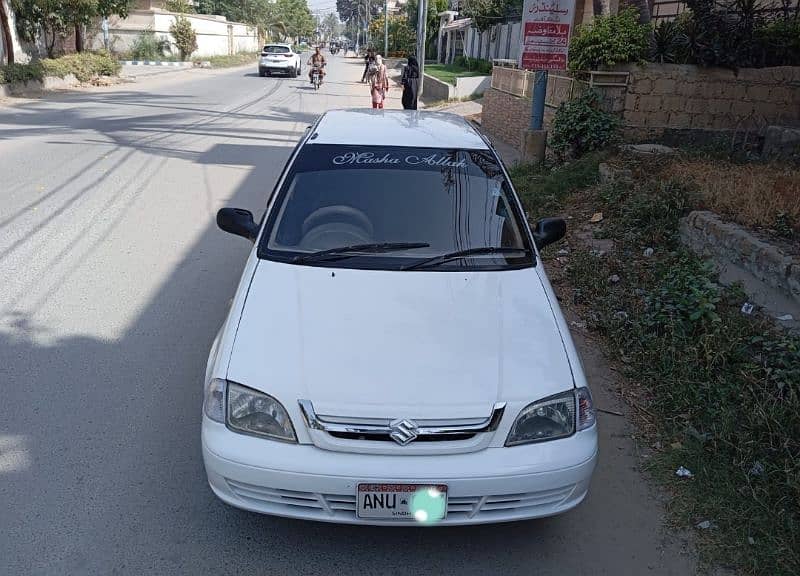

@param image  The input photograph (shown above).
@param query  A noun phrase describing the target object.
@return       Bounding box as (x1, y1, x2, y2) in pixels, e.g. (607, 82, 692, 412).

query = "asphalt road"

(0, 57, 696, 575)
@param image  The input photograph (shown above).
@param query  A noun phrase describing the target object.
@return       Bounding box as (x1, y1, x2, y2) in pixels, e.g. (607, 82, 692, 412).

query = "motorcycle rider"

(308, 46, 326, 84)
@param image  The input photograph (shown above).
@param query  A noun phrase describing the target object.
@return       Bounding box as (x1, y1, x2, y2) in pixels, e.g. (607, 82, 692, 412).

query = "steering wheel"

(301, 206, 374, 239)
(298, 206, 374, 251)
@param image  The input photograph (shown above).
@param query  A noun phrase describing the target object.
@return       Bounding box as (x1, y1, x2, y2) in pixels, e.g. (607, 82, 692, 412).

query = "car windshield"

(263, 45, 290, 54)
(258, 145, 533, 271)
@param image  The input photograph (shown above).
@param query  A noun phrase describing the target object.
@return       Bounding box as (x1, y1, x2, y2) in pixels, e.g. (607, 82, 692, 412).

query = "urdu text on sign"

(520, 0, 577, 70)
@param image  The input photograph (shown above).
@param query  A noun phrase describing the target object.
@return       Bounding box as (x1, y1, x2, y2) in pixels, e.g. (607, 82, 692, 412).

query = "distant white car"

(258, 43, 301, 78)
(203, 110, 598, 526)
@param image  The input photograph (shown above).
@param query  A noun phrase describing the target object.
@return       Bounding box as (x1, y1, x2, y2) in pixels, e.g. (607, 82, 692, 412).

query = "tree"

(170, 14, 197, 59)
(165, 0, 194, 13)
(12, 0, 67, 57)
(404, 0, 447, 53)
(275, 0, 314, 41)
(11, 0, 131, 56)
(368, 14, 414, 54)
(460, 0, 522, 32)
(321, 12, 342, 40)
(1, 0, 14, 63)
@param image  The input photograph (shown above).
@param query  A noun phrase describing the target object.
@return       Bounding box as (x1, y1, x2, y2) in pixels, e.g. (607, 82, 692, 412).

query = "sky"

(309, 0, 341, 17)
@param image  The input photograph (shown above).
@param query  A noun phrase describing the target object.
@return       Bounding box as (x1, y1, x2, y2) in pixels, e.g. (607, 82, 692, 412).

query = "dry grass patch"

(664, 160, 800, 237)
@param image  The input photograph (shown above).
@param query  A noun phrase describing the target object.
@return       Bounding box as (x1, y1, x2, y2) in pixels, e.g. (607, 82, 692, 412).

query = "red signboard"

(520, 0, 576, 70)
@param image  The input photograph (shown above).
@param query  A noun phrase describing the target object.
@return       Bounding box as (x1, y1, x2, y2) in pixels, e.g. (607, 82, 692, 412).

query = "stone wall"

(680, 211, 800, 327)
(618, 63, 800, 135)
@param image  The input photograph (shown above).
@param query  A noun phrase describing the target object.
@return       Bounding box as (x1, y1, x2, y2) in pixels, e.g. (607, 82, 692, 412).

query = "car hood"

(227, 261, 574, 420)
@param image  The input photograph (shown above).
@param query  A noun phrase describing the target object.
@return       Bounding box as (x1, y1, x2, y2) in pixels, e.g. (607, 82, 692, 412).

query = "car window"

(258, 145, 533, 271)
(263, 45, 291, 54)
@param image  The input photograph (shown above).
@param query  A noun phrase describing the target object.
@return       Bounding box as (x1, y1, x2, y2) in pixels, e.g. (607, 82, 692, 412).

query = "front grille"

(227, 480, 357, 513)
(298, 399, 506, 449)
(328, 432, 477, 442)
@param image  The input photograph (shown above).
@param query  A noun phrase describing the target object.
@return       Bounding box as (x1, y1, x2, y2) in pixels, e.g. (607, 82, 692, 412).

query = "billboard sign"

(519, 0, 577, 70)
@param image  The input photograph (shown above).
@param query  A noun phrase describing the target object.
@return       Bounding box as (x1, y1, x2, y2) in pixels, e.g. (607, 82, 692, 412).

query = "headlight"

(505, 387, 595, 446)
(226, 382, 297, 442)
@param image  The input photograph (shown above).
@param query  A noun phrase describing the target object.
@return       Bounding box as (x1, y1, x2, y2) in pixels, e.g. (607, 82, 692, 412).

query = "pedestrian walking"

(369, 55, 389, 109)
(401, 56, 420, 110)
(361, 48, 376, 83)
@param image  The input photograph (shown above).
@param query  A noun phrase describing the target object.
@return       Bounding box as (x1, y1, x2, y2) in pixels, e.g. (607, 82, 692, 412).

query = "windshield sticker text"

(332, 151, 467, 168)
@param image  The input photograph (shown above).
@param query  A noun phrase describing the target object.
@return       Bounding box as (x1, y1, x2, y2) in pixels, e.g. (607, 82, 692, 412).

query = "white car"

(202, 110, 598, 526)
(258, 43, 301, 77)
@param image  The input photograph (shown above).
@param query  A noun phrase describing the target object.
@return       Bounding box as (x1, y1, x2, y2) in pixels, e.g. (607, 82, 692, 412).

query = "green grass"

(511, 156, 800, 575)
(424, 63, 486, 85)
(192, 52, 259, 68)
(509, 152, 604, 217)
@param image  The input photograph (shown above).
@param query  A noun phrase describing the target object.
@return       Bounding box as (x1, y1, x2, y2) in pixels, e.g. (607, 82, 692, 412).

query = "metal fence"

(490, 66, 534, 98)
(491, 67, 630, 114)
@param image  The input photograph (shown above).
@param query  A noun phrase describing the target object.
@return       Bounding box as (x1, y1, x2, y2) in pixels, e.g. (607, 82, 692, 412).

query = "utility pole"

(416, 0, 427, 96)
(366, 0, 371, 48)
(384, 0, 389, 56)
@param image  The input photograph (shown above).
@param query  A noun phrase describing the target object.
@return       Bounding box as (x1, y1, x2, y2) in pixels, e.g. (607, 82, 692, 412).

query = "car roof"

(264, 43, 291, 48)
(311, 110, 490, 150)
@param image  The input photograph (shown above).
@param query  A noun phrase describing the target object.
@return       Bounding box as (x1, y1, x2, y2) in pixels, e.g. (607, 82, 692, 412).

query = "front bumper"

(202, 418, 598, 526)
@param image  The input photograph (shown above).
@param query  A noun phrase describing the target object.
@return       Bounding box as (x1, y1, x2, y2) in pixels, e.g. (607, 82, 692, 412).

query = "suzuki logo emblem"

(389, 418, 419, 446)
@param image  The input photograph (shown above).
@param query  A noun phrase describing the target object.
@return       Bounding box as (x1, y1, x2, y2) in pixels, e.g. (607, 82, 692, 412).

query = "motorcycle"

(311, 64, 323, 90)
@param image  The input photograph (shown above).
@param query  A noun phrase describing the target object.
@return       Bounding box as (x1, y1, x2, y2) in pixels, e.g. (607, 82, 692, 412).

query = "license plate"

(357, 483, 448, 521)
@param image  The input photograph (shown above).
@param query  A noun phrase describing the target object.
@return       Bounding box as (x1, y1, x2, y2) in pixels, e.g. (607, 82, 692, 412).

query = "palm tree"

(1, 0, 14, 64)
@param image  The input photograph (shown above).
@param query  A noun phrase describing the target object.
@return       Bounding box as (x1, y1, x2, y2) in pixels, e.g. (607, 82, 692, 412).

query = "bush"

(568, 7, 650, 70)
(550, 89, 620, 159)
(131, 29, 171, 61)
(170, 15, 198, 61)
(650, 19, 689, 64)
(670, 0, 800, 69)
(0, 61, 44, 84)
(453, 55, 492, 74)
(754, 18, 800, 67)
(40, 52, 121, 82)
(0, 52, 120, 85)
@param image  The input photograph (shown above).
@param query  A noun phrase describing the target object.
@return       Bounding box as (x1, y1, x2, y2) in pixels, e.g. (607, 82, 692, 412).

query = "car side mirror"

(532, 217, 566, 250)
(217, 208, 258, 241)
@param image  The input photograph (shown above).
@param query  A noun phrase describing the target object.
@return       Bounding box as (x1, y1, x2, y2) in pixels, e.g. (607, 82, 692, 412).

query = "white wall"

(461, 20, 521, 63)
(89, 9, 258, 57)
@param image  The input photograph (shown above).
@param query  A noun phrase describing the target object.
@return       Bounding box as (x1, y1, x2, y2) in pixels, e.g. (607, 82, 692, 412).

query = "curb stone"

(120, 61, 193, 67)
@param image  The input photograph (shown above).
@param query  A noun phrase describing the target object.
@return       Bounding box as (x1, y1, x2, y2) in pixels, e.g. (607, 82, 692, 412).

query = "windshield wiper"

(401, 246, 532, 271)
(293, 242, 430, 264)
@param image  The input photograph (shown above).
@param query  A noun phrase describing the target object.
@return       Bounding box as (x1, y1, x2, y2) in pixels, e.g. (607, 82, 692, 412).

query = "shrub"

(568, 7, 650, 70)
(40, 52, 121, 82)
(170, 15, 198, 61)
(675, 0, 800, 69)
(453, 55, 492, 74)
(0, 52, 120, 85)
(754, 18, 800, 67)
(550, 89, 621, 159)
(131, 29, 171, 61)
(650, 19, 689, 64)
(0, 61, 44, 84)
